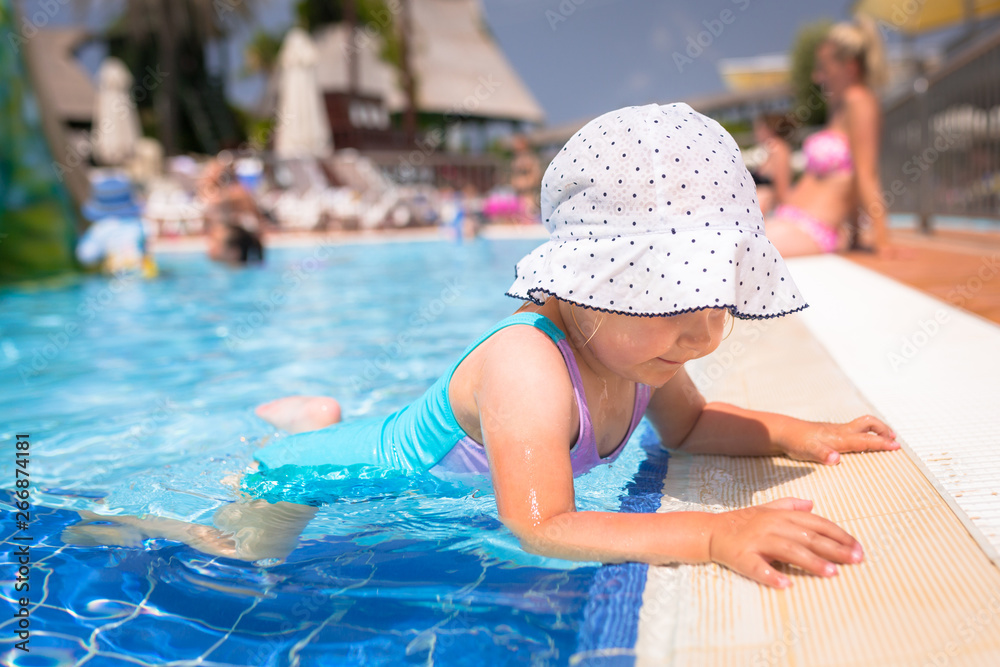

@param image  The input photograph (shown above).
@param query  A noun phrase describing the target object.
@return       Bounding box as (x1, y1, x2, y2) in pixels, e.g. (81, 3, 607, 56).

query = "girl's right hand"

(707, 498, 864, 588)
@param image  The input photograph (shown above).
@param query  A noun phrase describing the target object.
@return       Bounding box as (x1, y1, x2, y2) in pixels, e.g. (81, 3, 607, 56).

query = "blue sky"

(27, 0, 954, 126)
(480, 0, 857, 124)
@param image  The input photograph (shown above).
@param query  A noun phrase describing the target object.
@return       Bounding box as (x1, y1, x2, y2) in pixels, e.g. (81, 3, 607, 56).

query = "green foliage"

(295, 0, 400, 68)
(244, 29, 284, 75)
(789, 19, 832, 127)
(356, 0, 393, 29)
(231, 106, 277, 151)
(100, 0, 254, 154)
(0, 0, 79, 282)
(294, 0, 412, 109)
(295, 0, 344, 31)
(365, 2, 402, 72)
(718, 119, 753, 144)
(487, 137, 512, 160)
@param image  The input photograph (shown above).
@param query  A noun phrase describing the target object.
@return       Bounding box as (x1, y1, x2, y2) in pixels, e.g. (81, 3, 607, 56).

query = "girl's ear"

(722, 311, 735, 341)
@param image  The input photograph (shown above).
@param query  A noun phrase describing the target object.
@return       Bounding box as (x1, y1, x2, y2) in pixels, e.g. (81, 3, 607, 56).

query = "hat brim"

(506, 227, 807, 320)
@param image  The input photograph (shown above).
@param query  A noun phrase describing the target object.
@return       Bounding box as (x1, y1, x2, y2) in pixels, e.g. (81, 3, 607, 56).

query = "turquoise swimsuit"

(253, 312, 652, 477)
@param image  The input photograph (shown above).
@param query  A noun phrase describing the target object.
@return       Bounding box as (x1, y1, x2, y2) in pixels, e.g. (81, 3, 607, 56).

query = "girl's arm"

(845, 86, 889, 254)
(646, 367, 899, 463)
(477, 331, 861, 587)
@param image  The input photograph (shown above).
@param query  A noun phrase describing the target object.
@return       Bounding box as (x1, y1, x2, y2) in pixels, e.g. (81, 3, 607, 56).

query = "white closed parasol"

(91, 57, 142, 166)
(274, 27, 333, 159)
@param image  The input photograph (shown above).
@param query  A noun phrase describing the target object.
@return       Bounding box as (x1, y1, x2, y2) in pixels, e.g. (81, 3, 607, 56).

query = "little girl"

(70, 104, 898, 588)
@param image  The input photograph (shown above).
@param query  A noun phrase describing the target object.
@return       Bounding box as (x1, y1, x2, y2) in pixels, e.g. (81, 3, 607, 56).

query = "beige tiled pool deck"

(634, 256, 1000, 666)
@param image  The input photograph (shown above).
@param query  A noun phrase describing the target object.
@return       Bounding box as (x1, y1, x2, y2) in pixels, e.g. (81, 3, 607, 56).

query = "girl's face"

(562, 303, 727, 387)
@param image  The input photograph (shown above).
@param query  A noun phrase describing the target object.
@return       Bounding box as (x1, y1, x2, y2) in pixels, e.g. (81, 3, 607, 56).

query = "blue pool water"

(0, 238, 665, 666)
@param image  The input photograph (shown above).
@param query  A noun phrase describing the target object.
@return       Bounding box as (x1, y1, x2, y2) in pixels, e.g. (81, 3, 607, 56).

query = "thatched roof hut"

(301, 0, 544, 125)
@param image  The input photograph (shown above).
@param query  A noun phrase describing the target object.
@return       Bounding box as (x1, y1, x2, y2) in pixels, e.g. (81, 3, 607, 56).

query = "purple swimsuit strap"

(555, 339, 651, 469)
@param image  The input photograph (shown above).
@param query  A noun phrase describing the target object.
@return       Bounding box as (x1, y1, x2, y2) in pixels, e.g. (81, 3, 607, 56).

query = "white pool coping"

(789, 254, 1000, 564)
(632, 254, 1000, 665)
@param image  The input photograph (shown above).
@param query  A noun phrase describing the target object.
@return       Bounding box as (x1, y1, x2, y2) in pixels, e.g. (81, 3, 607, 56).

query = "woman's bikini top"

(803, 129, 853, 177)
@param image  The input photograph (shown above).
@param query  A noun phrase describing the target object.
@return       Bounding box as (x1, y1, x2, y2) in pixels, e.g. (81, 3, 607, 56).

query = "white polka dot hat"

(506, 103, 807, 319)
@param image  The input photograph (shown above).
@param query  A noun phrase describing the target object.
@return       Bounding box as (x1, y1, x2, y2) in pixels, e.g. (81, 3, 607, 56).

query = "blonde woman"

(767, 16, 891, 257)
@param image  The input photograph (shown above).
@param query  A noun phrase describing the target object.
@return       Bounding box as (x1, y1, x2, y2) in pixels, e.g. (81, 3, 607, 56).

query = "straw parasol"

(854, 0, 1000, 34)
(91, 57, 142, 166)
(274, 27, 332, 159)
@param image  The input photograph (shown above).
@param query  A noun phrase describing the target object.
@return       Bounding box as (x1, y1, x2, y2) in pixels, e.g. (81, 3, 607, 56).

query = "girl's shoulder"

(476, 322, 573, 388)
(450, 319, 578, 442)
(452, 314, 576, 397)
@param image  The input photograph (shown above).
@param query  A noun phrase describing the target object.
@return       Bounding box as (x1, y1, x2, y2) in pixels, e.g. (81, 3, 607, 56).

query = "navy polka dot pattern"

(505, 103, 807, 319)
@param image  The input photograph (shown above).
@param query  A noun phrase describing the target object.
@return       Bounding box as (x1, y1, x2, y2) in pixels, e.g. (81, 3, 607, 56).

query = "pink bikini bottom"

(772, 204, 840, 253)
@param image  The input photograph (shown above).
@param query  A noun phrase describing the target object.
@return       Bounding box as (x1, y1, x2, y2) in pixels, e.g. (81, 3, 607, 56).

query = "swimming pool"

(0, 238, 666, 665)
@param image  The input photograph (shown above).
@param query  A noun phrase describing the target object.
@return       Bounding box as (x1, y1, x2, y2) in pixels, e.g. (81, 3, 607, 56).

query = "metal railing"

(881, 27, 1000, 230)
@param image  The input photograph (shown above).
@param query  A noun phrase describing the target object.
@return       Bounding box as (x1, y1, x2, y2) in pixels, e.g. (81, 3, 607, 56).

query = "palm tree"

(98, 0, 256, 155)
(244, 29, 284, 77)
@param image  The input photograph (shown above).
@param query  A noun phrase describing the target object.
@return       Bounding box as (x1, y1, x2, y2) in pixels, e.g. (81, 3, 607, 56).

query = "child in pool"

(68, 104, 898, 587)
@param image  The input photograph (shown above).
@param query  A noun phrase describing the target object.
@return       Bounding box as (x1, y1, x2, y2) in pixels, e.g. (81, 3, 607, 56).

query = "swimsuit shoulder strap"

(505, 311, 566, 343)
(451, 312, 565, 371)
(447, 312, 593, 455)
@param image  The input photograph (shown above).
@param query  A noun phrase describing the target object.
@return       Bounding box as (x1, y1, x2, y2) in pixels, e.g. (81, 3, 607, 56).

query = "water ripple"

(0, 240, 652, 665)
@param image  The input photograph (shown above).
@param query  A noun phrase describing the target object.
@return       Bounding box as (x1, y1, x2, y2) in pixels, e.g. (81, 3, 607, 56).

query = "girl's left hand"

(783, 415, 900, 465)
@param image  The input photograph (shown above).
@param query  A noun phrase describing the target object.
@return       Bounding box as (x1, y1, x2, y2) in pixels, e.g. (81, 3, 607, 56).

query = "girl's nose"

(676, 316, 714, 351)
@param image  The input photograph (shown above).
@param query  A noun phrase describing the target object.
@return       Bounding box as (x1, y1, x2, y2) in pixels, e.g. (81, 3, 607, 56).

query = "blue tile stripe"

(573, 426, 671, 665)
